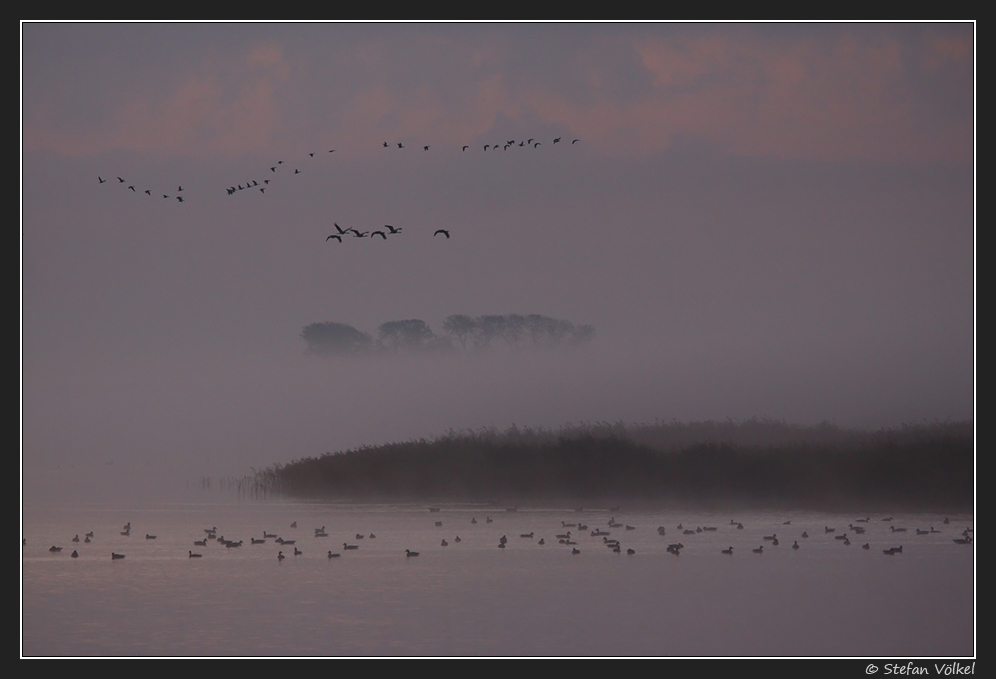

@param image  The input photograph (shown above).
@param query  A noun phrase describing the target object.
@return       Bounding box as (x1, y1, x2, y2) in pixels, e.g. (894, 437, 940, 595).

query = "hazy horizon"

(21, 22, 975, 505)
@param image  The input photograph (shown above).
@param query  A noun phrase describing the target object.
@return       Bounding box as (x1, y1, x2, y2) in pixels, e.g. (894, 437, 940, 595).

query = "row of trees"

(301, 314, 596, 356)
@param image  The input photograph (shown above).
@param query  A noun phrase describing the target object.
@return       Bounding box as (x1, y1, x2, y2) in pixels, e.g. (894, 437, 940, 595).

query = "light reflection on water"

(21, 502, 974, 657)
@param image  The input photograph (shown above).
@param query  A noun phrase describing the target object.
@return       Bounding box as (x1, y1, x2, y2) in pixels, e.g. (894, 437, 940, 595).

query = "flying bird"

(98, 176, 106, 183)
(371, 231, 387, 239)
(384, 225, 402, 234)
(434, 229, 450, 238)
(462, 145, 469, 151)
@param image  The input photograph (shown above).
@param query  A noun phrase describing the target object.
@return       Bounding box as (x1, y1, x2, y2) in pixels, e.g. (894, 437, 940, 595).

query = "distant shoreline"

(256, 420, 974, 512)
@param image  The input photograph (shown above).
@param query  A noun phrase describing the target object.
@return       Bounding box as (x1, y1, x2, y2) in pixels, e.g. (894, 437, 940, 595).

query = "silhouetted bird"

(434, 230, 450, 238)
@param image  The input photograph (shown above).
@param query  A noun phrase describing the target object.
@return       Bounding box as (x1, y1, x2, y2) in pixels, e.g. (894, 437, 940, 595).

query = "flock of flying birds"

(96, 136, 580, 243)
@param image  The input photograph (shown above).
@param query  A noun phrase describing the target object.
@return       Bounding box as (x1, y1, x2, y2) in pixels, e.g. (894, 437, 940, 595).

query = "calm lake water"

(21, 500, 975, 657)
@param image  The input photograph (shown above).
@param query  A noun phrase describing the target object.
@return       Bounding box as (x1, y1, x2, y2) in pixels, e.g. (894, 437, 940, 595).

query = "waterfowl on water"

(328, 551, 340, 558)
(722, 547, 733, 555)
(405, 549, 419, 557)
(189, 551, 202, 558)
(111, 553, 125, 560)
(71, 550, 78, 558)
(278, 551, 285, 561)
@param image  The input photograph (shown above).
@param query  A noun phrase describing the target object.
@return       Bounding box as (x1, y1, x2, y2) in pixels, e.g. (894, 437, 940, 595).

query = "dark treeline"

(261, 420, 974, 510)
(301, 314, 595, 356)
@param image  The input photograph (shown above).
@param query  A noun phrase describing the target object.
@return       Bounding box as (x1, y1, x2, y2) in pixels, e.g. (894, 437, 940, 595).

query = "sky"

(20, 22, 975, 503)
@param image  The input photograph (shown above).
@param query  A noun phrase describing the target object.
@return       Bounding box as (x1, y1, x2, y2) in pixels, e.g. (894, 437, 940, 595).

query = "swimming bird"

(572, 548, 581, 554)
(49, 546, 62, 552)
(278, 551, 285, 561)
(189, 551, 202, 558)
(294, 547, 302, 556)
(343, 543, 359, 550)
(328, 551, 340, 558)
(406, 549, 419, 557)
(441, 539, 448, 546)
(722, 547, 733, 555)
(111, 553, 125, 560)
(71, 550, 78, 558)
(752, 546, 764, 554)
(72, 534, 80, 542)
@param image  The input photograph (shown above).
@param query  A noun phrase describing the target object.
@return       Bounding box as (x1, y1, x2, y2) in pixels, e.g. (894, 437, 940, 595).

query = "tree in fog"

(501, 313, 527, 349)
(474, 315, 507, 350)
(301, 322, 373, 355)
(378, 319, 436, 353)
(443, 315, 477, 351)
(569, 324, 596, 346)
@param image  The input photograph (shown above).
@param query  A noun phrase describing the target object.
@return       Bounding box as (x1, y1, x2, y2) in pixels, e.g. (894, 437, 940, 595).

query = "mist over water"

(22, 23, 974, 656)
